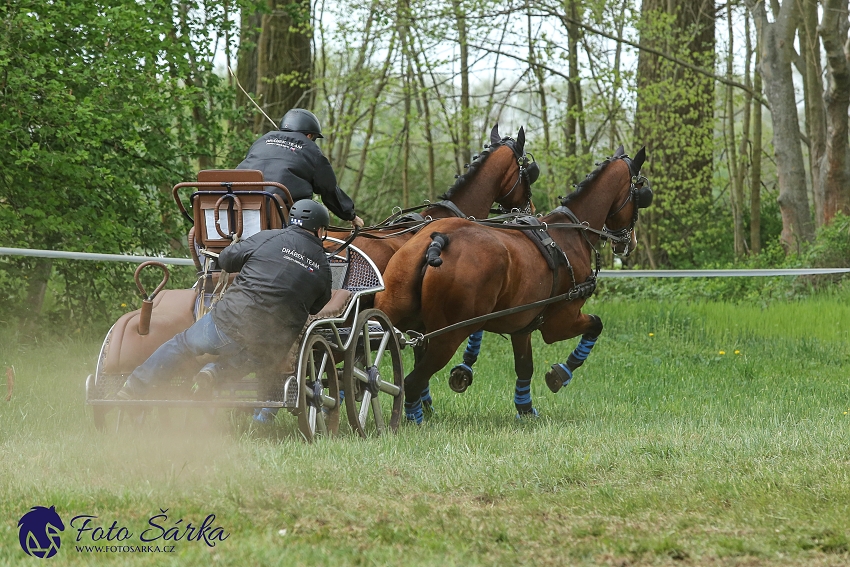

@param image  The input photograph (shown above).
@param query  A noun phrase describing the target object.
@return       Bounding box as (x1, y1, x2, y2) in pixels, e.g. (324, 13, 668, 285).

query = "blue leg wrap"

(253, 407, 278, 424)
(568, 335, 598, 369)
(420, 386, 436, 418)
(405, 399, 424, 424)
(463, 330, 484, 367)
(514, 378, 532, 411)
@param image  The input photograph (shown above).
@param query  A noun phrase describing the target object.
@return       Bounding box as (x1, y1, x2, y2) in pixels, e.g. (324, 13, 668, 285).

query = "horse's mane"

(439, 138, 513, 200)
(559, 156, 617, 206)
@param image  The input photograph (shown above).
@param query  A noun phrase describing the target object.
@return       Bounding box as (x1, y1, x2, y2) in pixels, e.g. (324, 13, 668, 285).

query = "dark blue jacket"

(237, 130, 356, 221)
(212, 225, 332, 358)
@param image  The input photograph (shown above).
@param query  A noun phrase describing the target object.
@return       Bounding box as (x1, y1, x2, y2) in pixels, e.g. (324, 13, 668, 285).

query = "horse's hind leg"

(511, 334, 538, 418)
(545, 314, 603, 393)
(414, 344, 435, 419)
(404, 332, 467, 424)
(448, 330, 483, 393)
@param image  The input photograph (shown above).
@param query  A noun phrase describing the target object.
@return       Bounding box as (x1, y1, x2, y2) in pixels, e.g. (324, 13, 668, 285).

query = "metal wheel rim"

(342, 308, 404, 437)
(297, 333, 340, 442)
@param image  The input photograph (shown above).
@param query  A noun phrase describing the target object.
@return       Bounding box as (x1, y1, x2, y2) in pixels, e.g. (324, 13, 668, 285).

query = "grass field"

(2, 292, 850, 566)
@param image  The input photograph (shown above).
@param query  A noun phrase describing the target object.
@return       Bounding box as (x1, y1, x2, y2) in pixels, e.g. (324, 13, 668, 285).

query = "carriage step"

(283, 375, 298, 408)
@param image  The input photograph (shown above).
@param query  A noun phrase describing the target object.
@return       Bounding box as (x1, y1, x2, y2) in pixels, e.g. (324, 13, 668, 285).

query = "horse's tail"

(424, 232, 449, 268)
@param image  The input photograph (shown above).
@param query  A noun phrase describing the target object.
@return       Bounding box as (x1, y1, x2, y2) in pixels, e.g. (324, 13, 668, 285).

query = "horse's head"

(490, 124, 537, 215)
(441, 124, 537, 217)
(603, 146, 652, 257)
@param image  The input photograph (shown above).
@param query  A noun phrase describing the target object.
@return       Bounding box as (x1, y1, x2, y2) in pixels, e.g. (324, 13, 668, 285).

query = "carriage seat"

(314, 289, 353, 319)
(192, 169, 290, 256)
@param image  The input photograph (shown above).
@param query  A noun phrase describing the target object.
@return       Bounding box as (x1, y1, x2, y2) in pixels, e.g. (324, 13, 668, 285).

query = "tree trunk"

(745, 0, 814, 251)
(799, 0, 827, 227)
(19, 259, 52, 337)
(254, 0, 312, 135)
(236, 9, 262, 132)
(735, 8, 753, 257)
(726, 3, 745, 258)
(819, 0, 850, 223)
(565, 0, 580, 158)
(633, 0, 715, 267)
(451, 0, 471, 167)
(609, 0, 627, 152)
(751, 40, 763, 255)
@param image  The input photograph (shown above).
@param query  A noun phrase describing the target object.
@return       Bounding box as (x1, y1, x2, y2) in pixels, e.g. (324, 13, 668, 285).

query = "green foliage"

(598, 214, 849, 304)
(0, 0, 249, 332)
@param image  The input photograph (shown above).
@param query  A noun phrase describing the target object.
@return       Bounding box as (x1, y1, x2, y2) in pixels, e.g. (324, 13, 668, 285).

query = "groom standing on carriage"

(237, 108, 365, 230)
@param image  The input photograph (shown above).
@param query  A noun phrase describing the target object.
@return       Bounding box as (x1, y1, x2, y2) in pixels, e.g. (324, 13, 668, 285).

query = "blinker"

(526, 161, 540, 185)
(636, 178, 653, 208)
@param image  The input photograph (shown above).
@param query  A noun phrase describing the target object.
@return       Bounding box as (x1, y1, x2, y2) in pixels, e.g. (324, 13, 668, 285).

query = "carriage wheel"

(88, 328, 125, 431)
(342, 309, 404, 437)
(296, 333, 340, 442)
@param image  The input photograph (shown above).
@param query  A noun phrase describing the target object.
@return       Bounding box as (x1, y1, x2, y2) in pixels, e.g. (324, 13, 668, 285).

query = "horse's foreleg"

(448, 330, 483, 393)
(511, 334, 538, 418)
(545, 314, 603, 393)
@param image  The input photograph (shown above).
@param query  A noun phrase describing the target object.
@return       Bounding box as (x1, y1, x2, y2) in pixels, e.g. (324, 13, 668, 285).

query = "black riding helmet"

(289, 199, 330, 233)
(279, 108, 324, 139)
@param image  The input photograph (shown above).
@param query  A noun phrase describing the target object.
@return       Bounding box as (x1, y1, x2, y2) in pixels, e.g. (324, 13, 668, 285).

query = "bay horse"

(328, 123, 537, 271)
(329, 124, 538, 412)
(374, 147, 651, 423)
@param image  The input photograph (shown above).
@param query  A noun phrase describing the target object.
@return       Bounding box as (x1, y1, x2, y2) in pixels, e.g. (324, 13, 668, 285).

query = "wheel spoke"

(317, 351, 328, 377)
(373, 331, 390, 365)
(358, 389, 372, 428)
(307, 406, 317, 433)
(362, 321, 373, 366)
(316, 409, 327, 436)
(352, 366, 370, 384)
(378, 380, 401, 397)
(370, 396, 384, 433)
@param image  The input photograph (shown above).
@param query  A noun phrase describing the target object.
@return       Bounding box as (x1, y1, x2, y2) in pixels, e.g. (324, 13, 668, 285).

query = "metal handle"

(134, 261, 170, 336)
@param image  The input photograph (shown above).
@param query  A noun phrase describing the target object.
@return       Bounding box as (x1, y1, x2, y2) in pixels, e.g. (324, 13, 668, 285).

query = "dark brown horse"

(374, 147, 651, 423)
(328, 124, 537, 272)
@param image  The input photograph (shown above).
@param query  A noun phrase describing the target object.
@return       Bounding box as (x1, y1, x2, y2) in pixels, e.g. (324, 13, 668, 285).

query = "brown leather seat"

(314, 289, 353, 319)
(103, 289, 198, 375)
(193, 169, 289, 255)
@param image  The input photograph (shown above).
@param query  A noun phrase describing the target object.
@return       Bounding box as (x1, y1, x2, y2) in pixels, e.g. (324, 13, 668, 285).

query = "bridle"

(603, 172, 651, 257)
(493, 140, 537, 215)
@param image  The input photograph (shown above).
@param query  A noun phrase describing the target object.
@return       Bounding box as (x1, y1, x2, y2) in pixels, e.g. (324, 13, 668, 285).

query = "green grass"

(2, 293, 850, 565)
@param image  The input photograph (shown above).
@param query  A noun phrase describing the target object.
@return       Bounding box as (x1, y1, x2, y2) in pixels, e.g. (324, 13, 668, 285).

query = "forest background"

(1, 0, 849, 335)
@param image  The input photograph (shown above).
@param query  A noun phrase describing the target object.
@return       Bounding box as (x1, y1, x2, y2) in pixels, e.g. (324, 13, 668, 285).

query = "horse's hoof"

(515, 407, 539, 419)
(545, 364, 573, 393)
(449, 363, 473, 393)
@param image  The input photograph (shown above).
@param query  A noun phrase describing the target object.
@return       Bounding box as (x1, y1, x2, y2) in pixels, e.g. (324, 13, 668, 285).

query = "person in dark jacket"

(116, 200, 333, 400)
(237, 108, 364, 229)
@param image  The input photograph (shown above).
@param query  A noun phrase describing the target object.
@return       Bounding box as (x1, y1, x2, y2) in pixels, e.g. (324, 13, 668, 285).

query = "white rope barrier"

(0, 247, 195, 267)
(598, 268, 850, 278)
(1, 247, 847, 277)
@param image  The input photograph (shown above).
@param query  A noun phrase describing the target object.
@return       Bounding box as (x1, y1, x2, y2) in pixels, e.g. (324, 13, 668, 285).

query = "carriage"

(85, 170, 404, 441)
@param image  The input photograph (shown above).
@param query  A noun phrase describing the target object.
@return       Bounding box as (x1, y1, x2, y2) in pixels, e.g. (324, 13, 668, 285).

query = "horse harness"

(408, 176, 652, 347)
(500, 210, 599, 335)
